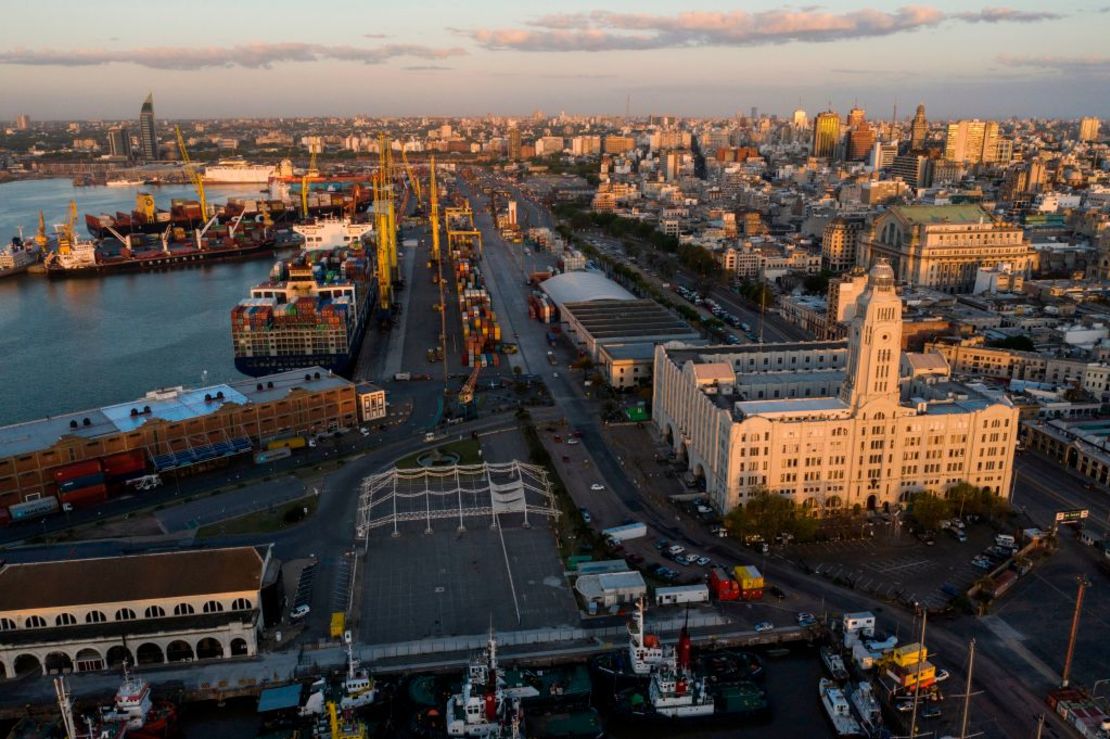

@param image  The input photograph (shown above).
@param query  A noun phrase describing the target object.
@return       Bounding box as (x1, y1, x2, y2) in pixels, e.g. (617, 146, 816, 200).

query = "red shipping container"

(58, 484, 109, 508)
(52, 459, 104, 483)
(102, 450, 147, 478)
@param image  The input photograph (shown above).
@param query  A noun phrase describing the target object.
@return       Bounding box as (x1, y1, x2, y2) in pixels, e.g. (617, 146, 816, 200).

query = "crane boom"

(401, 148, 422, 205)
(458, 364, 481, 405)
(174, 126, 208, 222)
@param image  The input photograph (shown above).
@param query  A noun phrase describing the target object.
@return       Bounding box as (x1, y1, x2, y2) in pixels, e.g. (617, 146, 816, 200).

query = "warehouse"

(0, 546, 275, 678)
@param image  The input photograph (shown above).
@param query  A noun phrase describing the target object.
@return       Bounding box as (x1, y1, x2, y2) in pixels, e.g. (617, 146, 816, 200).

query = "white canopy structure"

(355, 461, 560, 541)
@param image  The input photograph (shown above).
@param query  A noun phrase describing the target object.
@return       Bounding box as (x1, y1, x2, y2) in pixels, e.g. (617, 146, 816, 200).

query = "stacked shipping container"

(452, 235, 503, 368)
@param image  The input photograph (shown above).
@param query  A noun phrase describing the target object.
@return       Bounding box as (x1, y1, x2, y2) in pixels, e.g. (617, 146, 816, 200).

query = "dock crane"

(377, 133, 398, 282)
(373, 169, 393, 325)
(457, 364, 481, 407)
(35, 211, 48, 248)
(174, 125, 208, 225)
(429, 155, 449, 389)
(57, 200, 78, 254)
(401, 148, 422, 208)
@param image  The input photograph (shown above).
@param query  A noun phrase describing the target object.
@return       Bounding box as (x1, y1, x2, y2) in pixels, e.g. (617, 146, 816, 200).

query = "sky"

(1, 0, 1107, 120)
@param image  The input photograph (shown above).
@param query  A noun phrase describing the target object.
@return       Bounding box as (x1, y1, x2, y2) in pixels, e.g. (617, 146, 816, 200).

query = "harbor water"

(0, 178, 279, 425)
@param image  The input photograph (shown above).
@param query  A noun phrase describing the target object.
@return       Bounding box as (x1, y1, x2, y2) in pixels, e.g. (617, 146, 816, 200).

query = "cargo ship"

(47, 215, 276, 277)
(293, 216, 373, 251)
(231, 246, 373, 377)
(203, 159, 276, 184)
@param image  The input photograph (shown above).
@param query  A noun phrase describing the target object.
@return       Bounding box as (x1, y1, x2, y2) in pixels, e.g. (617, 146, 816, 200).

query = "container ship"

(231, 246, 373, 377)
(46, 215, 276, 277)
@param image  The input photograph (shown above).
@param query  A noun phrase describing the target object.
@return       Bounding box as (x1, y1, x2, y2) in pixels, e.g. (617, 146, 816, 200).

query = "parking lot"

(790, 520, 1002, 610)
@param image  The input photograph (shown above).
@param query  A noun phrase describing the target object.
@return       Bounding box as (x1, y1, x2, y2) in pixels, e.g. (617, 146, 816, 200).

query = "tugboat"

(820, 678, 864, 737)
(589, 598, 669, 690)
(821, 646, 850, 682)
(444, 630, 525, 737)
(301, 642, 378, 716)
(848, 681, 883, 737)
(95, 661, 178, 736)
(610, 616, 770, 727)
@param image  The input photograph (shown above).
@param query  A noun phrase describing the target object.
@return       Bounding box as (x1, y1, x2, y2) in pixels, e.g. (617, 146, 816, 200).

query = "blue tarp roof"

(258, 684, 302, 713)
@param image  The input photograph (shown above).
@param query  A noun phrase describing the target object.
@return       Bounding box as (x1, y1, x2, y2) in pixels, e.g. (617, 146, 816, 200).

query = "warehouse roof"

(561, 299, 700, 343)
(0, 367, 352, 459)
(539, 271, 634, 307)
(0, 546, 268, 611)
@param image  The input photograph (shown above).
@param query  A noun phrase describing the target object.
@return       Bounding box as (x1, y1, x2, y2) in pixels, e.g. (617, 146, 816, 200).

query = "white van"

(995, 534, 1016, 549)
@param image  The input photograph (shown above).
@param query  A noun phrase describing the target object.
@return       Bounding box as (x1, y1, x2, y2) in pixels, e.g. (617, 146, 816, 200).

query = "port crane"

(401, 148, 422, 208)
(35, 211, 48, 248)
(457, 364, 481, 407)
(372, 168, 393, 324)
(174, 125, 208, 224)
(56, 200, 78, 254)
(428, 155, 449, 388)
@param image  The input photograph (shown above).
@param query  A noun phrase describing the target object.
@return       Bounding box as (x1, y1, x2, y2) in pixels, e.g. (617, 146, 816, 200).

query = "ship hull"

(45, 238, 276, 278)
(235, 352, 354, 378)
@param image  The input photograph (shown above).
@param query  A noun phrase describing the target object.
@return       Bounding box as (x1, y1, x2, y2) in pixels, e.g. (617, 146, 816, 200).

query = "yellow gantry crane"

(174, 126, 208, 222)
(35, 210, 48, 248)
(428, 155, 440, 263)
(58, 200, 77, 253)
(373, 169, 393, 318)
(428, 155, 448, 386)
(401, 148, 422, 206)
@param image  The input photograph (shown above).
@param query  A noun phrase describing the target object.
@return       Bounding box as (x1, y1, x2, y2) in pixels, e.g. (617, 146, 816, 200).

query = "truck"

(330, 612, 346, 639)
(266, 436, 306, 451)
(394, 372, 412, 381)
(9, 496, 60, 521)
(654, 584, 710, 606)
(254, 447, 292, 464)
(708, 567, 741, 601)
(733, 565, 764, 600)
(602, 522, 647, 542)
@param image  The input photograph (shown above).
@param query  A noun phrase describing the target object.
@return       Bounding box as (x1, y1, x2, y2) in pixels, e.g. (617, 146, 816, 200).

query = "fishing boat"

(301, 642, 378, 716)
(57, 663, 177, 739)
(820, 678, 864, 737)
(848, 681, 883, 737)
(589, 598, 670, 690)
(822, 646, 850, 682)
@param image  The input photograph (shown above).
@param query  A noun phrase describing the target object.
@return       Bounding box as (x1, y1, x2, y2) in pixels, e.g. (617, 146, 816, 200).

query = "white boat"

(821, 646, 850, 681)
(635, 626, 715, 720)
(445, 631, 525, 737)
(848, 681, 883, 736)
(203, 160, 277, 184)
(0, 233, 41, 277)
(300, 642, 376, 716)
(106, 178, 145, 187)
(820, 678, 864, 737)
(44, 227, 98, 272)
(293, 216, 373, 251)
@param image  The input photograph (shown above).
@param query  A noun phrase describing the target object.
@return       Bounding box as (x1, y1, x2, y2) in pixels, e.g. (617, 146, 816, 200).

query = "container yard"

(231, 247, 374, 377)
(448, 203, 502, 369)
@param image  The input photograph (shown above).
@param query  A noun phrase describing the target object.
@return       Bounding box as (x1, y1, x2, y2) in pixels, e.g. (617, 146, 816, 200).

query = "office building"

(812, 111, 841, 159)
(870, 141, 898, 170)
(891, 154, 929, 188)
(652, 260, 1019, 513)
(15, 114, 31, 131)
(846, 107, 866, 130)
(138, 93, 157, 160)
(1079, 117, 1101, 142)
(847, 124, 876, 161)
(859, 204, 1037, 293)
(107, 126, 131, 159)
(822, 216, 867, 273)
(910, 104, 928, 151)
(603, 135, 635, 154)
(943, 119, 999, 164)
(825, 269, 869, 338)
(793, 108, 808, 129)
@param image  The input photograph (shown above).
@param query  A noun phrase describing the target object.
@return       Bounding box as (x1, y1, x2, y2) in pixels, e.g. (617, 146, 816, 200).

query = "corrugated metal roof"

(539, 271, 634, 307)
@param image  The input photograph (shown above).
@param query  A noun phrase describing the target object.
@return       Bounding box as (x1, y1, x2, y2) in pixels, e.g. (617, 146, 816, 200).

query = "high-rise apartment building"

(652, 260, 1018, 513)
(793, 108, 808, 129)
(1079, 117, 1101, 142)
(812, 111, 841, 159)
(910, 104, 928, 151)
(603, 135, 635, 154)
(847, 125, 876, 161)
(507, 127, 522, 160)
(846, 107, 866, 130)
(870, 141, 898, 170)
(15, 114, 31, 130)
(891, 154, 929, 188)
(822, 216, 868, 273)
(943, 119, 1000, 164)
(107, 126, 131, 159)
(860, 204, 1036, 293)
(138, 93, 157, 160)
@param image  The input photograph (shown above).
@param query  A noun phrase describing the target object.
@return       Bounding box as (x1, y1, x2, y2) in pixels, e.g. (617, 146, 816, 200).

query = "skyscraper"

(507, 126, 522, 160)
(910, 104, 928, 152)
(138, 93, 157, 161)
(944, 119, 994, 164)
(107, 126, 131, 159)
(846, 107, 865, 130)
(792, 108, 808, 130)
(1079, 117, 1101, 142)
(812, 111, 841, 159)
(15, 114, 31, 130)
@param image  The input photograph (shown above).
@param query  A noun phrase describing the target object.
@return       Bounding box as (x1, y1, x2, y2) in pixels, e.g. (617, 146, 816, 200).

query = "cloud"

(952, 7, 1062, 22)
(0, 42, 466, 70)
(996, 53, 1110, 74)
(463, 5, 1061, 52)
(403, 65, 452, 71)
(362, 33, 389, 39)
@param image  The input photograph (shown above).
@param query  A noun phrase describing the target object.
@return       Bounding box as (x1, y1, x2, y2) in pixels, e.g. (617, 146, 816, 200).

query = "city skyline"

(0, 0, 1107, 120)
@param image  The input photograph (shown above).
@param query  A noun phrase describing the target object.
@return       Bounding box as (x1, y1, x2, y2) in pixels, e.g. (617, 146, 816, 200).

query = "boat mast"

(53, 675, 77, 739)
(908, 608, 927, 738)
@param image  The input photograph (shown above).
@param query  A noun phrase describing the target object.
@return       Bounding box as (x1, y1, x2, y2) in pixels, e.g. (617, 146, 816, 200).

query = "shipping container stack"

(527, 292, 557, 324)
(450, 232, 502, 368)
(53, 459, 108, 509)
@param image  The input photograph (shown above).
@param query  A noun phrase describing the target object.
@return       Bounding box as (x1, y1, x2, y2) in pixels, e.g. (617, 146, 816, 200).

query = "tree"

(910, 491, 950, 531)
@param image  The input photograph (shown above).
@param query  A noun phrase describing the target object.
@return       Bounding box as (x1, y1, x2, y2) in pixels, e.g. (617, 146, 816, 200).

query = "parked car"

(754, 621, 774, 633)
(566, 438, 580, 445)
(920, 705, 942, 719)
(934, 669, 950, 682)
(667, 544, 686, 557)
(695, 556, 712, 567)
(655, 539, 670, 551)
(590, 483, 606, 491)
(290, 604, 311, 621)
(796, 612, 816, 627)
